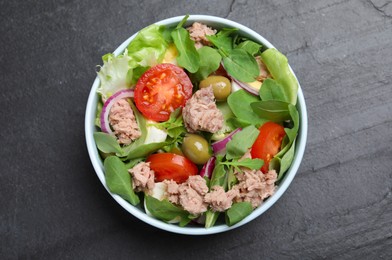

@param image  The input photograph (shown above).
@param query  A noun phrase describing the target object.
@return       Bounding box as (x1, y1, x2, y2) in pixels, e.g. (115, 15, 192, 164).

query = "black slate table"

(2, 0, 391, 259)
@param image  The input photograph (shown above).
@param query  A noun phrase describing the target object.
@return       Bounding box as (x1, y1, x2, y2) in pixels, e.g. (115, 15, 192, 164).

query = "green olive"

(181, 134, 211, 164)
(199, 76, 231, 101)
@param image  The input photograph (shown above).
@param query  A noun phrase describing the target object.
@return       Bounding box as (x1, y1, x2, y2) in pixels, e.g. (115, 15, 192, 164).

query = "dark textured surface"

(1, 0, 392, 259)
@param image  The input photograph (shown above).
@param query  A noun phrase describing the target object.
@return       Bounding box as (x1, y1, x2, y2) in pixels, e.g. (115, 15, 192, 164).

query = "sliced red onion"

(211, 128, 241, 155)
(231, 78, 259, 96)
(100, 89, 134, 134)
(199, 156, 216, 179)
(220, 61, 259, 96)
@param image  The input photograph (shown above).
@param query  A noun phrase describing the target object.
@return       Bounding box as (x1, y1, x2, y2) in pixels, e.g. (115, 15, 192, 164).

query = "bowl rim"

(85, 14, 308, 235)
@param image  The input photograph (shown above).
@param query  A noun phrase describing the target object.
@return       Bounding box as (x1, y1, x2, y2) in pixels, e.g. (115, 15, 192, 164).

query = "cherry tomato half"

(146, 153, 198, 183)
(134, 63, 193, 121)
(251, 122, 286, 173)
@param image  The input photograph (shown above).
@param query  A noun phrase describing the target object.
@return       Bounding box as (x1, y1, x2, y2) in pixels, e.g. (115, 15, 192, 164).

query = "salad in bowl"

(85, 15, 307, 235)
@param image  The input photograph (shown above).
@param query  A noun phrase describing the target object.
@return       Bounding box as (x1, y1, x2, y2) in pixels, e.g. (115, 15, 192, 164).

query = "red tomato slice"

(134, 63, 193, 121)
(146, 153, 198, 183)
(251, 122, 286, 173)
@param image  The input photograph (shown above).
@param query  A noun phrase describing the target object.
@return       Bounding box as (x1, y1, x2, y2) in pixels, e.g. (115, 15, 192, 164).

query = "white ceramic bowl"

(85, 15, 308, 235)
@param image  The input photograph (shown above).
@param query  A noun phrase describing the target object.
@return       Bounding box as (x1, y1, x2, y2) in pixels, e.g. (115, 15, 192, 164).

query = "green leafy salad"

(93, 15, 300, 228)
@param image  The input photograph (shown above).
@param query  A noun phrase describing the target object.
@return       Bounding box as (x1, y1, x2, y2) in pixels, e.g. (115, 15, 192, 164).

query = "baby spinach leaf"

(206, 30, 259, 82)
(221, 158, 264, 171)
(203, 176, 211, 188)
(205, 210, 220, 229)
(227, 90, 267, 127)
(223, 49, 259, 82)
(175, 14, 189, 29)
(171, 27, 200, 73)
(207, 155, 230, 228)
(104, 156, 140, 206)
(280, 134, 290, 151)
(209, 158, 228, 189)
(261, 48, 298, 105)
(225, 125, 260, 160)
(124, 158, 143, 169)
(161, 26, 174, 43)
(225, 202, 253, 226)
(211, 103, 236, 141)
(179, 217, 193, 227)
(227, 167, 238, 190)
(216, 101, 234, 120)
(226, 117, 251, 128)
(251, 100, 291, 122)
(123, 141, 168, 160)
(269, 156, 281, 173)
(217, 28, 239, 37)
(278, 139, 296, 180)
(130, 100, 147, 138)
(285, 104, 300, 144)
(259, 78, 290, 103)
(119, 101, 168, 160)
(145, 195, 192, 227)
(236, 40, 262, 56)
(207, 36, 232, 55)
(206, 28, 237, 54)
(204, 153, 231, 229)
(191, 46, 222, 82)
(276, 104, 299, 158)
(270, 104, 299, 179)
(94, 132, 123, 155)
(261, 103, 299, 181)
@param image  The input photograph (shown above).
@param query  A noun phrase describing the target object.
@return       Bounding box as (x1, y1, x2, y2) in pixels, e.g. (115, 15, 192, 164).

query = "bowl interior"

(85, 15, 308, 235)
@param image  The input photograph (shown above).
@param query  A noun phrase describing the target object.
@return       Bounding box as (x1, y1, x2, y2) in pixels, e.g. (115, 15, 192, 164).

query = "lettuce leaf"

(127, 24, 169, 68)
(97, 24, 169, 100)
(261, 48, 298, 105)
(97, 50, 133, 100)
